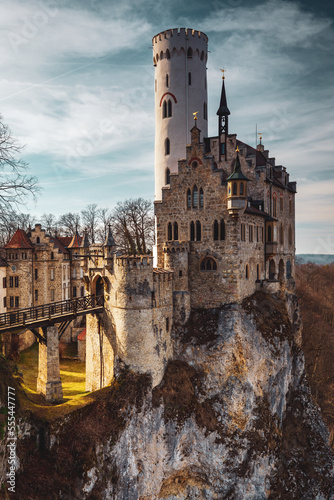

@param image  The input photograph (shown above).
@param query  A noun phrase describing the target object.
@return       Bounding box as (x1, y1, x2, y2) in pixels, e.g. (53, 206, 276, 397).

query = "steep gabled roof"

(49, 236, 69, 254)
(57, 236, 72, 248)
(237, 140, 267, 167)
(5, 229, 34, 249)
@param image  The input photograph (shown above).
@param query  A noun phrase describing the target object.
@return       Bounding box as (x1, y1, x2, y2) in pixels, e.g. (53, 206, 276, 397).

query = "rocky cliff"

(1, 291, 333, 499)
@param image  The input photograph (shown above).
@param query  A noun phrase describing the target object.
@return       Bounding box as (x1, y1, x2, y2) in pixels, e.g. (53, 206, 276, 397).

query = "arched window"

(286, 260, 292, 279)
(167, 99, 172, 117)
(160, 50, 163, 60)
(199, 188, 204, 208)
(269, 259, 275, 280)
(203, 102, 207, 120)
(200, 257, 217, 271)
(51, 252, 54, 260)
(166, 49, 170, 59)
(246, 264, 249, 279)
(36, 237, 40, 244)
(163, 100, 167, 118)
(167, 222, 172, 241)
(273, 195, 277, 217)
(166, 74, 169, 87)
(190, 221, 195, 241)
(73, 286, 77, 298)
(288, 226, 293, 246)
(268, 225, 272, 243)
(220, 220, 225, 240)
(233, 182, 237, 196)
(187, 47, 193, 58)
(166, 168, 170, 185)
(200, 50, 204, 61)
(193, 185, 198, 208)
(196, 220, 201, 241)
(279, 224, 284, 244)
(240, 182, 244, 195)
(165, 138, 170, 155)
(173, 222, 178, 241)
(257, 264, 260, 281)
(213, 220, 219, 240)
(187, 189, 191, 209)
(188, 72, 192, 85)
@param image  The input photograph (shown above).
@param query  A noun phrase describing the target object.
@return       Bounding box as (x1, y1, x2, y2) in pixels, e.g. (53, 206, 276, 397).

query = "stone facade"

(80, 29, 296, 391)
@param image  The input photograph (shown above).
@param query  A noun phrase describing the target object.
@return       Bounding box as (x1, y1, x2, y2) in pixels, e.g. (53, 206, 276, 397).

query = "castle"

(1, 28, 296, 396)
(83, 28, 296, 391)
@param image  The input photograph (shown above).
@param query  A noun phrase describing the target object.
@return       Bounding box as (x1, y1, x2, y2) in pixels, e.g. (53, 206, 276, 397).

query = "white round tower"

(153, 28, 208, 200)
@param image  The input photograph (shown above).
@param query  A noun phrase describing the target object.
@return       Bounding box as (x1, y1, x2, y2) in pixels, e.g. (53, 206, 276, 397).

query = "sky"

(0, 0, 333, 254)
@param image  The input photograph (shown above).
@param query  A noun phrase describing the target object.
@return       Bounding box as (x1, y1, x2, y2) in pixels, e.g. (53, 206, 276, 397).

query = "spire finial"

(193, 111, 198, 121)
(220, 68, 226, 80)
(236, 145, 240, 153)
(258, 132, 263, 144)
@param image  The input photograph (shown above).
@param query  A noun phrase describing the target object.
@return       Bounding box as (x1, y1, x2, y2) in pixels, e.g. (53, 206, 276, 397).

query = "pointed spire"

(104, 224, 116, 248)
(80, 230, 89, 248)
(217, 78, 230, 117)
(227, 147, 249, 181)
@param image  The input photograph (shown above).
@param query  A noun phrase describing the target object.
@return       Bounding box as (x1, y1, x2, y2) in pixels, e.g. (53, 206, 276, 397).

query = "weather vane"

(258, 132, 263, 144)
(193, 111, 198, 121)
(235, 145, 240, 153)
(220, 68, 226, 80)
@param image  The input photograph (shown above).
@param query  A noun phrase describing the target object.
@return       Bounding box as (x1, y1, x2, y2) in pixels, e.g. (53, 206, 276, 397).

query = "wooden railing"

(0, 294, 104, 330)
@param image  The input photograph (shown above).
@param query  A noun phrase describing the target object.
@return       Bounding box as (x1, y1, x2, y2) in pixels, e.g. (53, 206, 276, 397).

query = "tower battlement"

(115, 255, 153, 270)
(152, 28, 208, 45)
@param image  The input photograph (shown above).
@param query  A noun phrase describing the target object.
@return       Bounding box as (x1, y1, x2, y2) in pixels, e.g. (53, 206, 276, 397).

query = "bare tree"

(81, 204, 100, 244)
(112, 198, 154, 254)
(98, 207, 113, 242)
(41, 213, 59, 235)
(0, 115, 39, 216)
(58, 212, 81, 236)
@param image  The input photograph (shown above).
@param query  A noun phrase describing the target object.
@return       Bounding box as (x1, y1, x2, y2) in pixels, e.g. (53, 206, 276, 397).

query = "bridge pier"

(37, 325, 63, 403)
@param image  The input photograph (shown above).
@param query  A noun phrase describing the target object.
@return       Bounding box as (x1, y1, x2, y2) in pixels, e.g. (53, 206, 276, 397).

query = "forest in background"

(296, 262, 334, 448)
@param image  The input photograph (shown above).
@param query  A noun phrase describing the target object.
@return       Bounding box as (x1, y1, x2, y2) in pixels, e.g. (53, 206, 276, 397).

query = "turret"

(153, 28, 208, 200)
(227, 147, 249, 217)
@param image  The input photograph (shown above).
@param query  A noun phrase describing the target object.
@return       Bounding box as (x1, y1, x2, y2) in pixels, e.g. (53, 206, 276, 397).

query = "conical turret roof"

(227, 152, 249, 181)
(104, 225, 116, 247)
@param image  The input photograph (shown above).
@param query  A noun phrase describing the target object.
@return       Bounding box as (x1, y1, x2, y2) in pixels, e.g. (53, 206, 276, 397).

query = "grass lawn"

(16, 341, 103, 420)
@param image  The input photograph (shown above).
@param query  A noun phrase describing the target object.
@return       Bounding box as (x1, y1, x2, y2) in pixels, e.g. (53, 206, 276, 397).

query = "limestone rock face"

(8, 292, 334, 499)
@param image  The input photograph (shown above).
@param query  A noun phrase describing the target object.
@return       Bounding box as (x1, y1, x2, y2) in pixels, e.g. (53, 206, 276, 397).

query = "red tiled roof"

(5, 229, 34, 249)
(57, 236, 72, 248)
(77, 328, 86, 341)
(49, 236, 68, 254)
(68, 233, 82, 249)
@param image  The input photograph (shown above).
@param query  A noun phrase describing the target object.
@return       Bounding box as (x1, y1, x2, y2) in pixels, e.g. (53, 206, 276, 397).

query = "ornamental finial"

(193, 111, 198, 121)
(220, 68, 226, 80)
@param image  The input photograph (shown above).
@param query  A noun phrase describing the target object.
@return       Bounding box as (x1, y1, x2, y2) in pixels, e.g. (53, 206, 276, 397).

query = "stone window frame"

(200, 256, 217, 272)
(190, 220, 201, 241)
